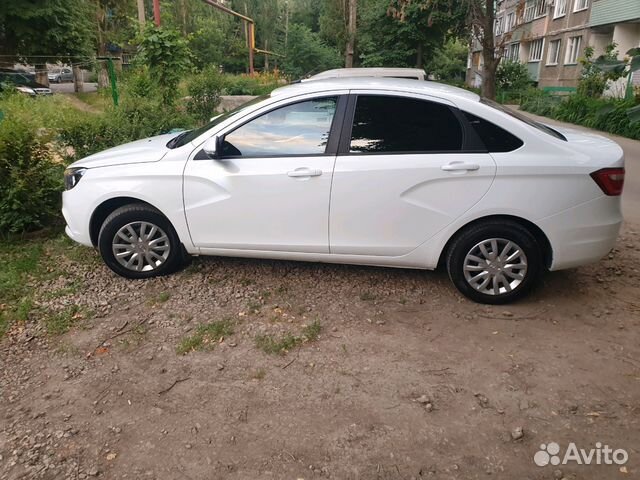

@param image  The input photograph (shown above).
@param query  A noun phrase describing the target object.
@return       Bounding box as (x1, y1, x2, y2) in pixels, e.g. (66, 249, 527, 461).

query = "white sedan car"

(62, 78, 625, 304)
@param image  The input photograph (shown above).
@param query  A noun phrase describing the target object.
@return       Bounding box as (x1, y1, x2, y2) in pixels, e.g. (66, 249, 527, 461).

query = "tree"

(345, 0, 357, 67)
(392, 0, 522, 99)
(0, 0, 95, 85)
(425, 38, 468, 83)
(281, 24, 341, 78)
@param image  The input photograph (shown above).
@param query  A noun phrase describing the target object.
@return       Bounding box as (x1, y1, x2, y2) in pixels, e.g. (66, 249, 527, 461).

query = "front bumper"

(62, 190, 94, 247)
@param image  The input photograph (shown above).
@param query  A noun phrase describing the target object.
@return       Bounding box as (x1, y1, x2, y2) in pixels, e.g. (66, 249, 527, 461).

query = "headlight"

(64, 167, 87, 190)
(15, 86, 36, 96)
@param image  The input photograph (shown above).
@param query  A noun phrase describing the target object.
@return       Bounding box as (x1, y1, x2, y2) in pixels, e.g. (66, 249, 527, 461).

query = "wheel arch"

(89, 197, 166, 247)
(438, 214, 553, 270)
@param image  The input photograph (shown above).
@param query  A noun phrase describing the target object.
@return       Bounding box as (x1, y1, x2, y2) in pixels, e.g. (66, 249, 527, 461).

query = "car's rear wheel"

(446, 220, 543, 304)
(98, 204, 186, 279)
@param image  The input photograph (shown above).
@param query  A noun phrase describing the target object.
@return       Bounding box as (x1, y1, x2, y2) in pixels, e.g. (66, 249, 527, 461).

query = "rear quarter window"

(463, 111, 524, 153)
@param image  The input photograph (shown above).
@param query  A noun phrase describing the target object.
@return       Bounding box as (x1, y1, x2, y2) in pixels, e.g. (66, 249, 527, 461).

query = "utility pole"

(153, 0, 161, 26)
(137, 0, 146, 25)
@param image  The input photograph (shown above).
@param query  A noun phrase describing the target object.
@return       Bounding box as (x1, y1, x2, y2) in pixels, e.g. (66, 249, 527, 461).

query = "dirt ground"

(1, 218, 639, 480)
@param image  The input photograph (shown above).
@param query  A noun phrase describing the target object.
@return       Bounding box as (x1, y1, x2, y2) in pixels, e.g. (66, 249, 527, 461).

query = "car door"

(329, 92, 496, 257)
(183, 95, 346, 253)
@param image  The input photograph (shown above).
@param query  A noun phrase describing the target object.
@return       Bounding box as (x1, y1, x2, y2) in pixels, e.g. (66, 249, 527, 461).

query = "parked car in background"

(48, 67, 73, 83)
(62, 77, 624, 304)
(0, 68, 52, 95)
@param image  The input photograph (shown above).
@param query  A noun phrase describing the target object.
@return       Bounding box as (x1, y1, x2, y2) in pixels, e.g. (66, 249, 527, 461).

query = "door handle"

(287, 168, 322, 178)
(441, 162, 480, 172)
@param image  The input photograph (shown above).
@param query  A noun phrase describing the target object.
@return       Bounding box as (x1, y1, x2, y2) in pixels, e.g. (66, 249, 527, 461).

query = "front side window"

(349, 96, 463, 153)
(222, 97, 337, 157)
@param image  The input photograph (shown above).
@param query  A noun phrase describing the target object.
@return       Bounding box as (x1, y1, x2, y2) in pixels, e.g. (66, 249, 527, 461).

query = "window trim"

(546, 39, 561, 65)
(573, 0, 589, 12)
(215, 95, 348, 159)
(337, 94, 488, 156)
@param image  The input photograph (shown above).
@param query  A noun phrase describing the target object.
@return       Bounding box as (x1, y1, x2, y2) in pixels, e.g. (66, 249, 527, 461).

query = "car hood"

(71, 133, 178, 169)
(548, 125, 624, 166)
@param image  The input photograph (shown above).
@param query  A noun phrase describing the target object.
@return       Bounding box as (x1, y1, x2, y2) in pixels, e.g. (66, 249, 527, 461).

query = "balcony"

(590, 0, 640, 27)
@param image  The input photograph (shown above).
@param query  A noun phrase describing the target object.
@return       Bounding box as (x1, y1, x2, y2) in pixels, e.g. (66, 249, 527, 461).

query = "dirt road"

(1, 122, 639, 480)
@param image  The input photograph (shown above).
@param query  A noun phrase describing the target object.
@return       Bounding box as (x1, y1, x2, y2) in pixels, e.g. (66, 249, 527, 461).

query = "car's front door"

(183, 95, 344, 253)
(329, 92, 497, 256)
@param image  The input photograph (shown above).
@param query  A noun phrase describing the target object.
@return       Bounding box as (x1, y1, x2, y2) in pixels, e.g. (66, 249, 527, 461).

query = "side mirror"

(203, 136, 222, 159)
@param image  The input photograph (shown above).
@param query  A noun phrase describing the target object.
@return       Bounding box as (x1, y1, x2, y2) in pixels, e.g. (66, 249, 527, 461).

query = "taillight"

(590, 168, 625, 196)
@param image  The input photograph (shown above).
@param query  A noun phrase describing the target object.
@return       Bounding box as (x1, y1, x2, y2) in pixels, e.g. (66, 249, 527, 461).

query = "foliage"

(60, 94, 194, 160)
(0, 93, 68, 235)
(520, 91, 640, 140)
(0, 0, 95, 59)
(578, 44, 623, 98)
(137, 25, 192, 104)
(496, 60, 531, 92)
(220, 72, 281, 95)
(426, 38, 468, 84)
(281, 24, 342, 78)
(187, 67, 224, 124)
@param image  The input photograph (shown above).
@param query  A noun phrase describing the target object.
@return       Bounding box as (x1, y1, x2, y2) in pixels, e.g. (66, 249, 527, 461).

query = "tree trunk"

(73, 65, 84, 93)
(481, 57, 499, 99)
(264, 39, 269, 71)
(35, 64, 49, 86)
(344, 0, 357, 68)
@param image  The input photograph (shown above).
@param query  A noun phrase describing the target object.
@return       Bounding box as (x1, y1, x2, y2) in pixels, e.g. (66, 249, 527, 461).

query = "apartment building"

(538, 0, 592, 88)
(467, 0, 640, 92)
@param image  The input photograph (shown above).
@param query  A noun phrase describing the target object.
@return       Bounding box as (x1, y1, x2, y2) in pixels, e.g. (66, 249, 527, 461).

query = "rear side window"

(349, 96, 463, 153)
(463, 111, 524, 152)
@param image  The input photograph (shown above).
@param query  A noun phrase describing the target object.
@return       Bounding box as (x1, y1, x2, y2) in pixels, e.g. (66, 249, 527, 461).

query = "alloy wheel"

(463, 238, 528, 296)
(111, 221, 171, 272)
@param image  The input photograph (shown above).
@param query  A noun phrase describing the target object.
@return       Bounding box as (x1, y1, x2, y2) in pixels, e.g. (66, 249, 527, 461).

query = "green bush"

(496, 61, 532, 93)
(0, 94, 65, 234)
(220, 73, 280, 96)
(60, 96, 195, 160)
(520, 90, 640, 140)
(187, 67, 224, 124)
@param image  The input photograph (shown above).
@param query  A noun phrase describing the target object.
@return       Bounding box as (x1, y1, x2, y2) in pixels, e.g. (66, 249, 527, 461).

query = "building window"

(506, 12, 515, 32)
(496, 16, 505, 35)
(547, 39, 561, 65)
(565, 36, 582, 64)
(506, 43, 521, 62)
(524, 2, 535, 22)
(534, 0, 547, 18)
(574, 0, 589, 12)
(554, 0, 567, 18)
(529, 38, 544, 62)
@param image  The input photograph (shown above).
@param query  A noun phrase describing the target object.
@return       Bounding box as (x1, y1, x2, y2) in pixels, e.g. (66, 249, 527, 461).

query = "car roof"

(271, 77, 480, 103)
(309, 67, 426, 80)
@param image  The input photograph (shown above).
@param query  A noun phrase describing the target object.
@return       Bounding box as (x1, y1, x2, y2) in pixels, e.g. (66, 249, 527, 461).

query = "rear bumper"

(539, 195, 623, 271)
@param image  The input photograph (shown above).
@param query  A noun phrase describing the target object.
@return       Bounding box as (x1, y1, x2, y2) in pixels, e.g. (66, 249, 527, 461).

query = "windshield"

(0, 73, 29, 85)
(167, 95, 269, 149)
(481, 98, 567, 141)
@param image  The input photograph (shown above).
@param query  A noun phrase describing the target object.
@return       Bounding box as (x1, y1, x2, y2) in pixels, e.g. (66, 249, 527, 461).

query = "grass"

(359, 291, 376, 301)
(177, 319, 234, 355)
(255, 320, 321, 355)
(43, 305, 87, 335)
(0, 232, 98, 338)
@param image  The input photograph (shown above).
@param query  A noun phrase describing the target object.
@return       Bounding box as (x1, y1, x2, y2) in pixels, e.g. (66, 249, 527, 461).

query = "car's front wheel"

(98, 204, 187, 279)
(446, 220, 543, 304)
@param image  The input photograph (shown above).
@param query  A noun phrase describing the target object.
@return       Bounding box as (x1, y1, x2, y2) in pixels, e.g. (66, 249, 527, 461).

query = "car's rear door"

(329, 92, 496, 256)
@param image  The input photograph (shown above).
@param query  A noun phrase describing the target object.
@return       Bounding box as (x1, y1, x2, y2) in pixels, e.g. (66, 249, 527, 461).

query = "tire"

(445, 220, 543, 304)
(97, 203, 187, 279)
